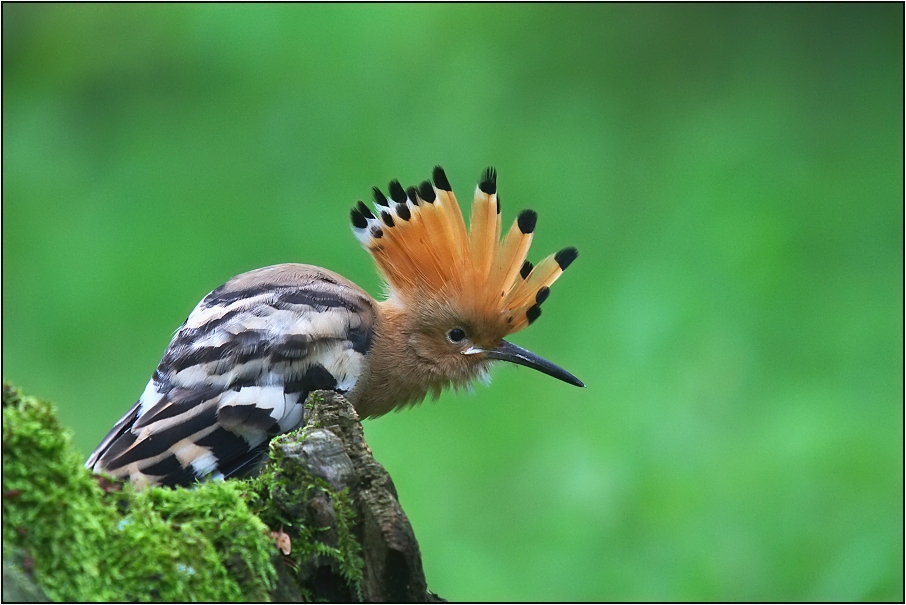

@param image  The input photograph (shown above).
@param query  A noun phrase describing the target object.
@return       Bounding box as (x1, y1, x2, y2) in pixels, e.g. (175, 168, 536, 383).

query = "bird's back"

(86, 263, 376, 488)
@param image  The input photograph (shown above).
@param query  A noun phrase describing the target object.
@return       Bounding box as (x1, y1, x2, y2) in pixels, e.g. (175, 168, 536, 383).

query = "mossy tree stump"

(2, 382, 444, 602)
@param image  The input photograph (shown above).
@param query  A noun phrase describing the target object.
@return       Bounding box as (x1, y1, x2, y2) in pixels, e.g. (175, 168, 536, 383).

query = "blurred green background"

(3, 4, 902, 601)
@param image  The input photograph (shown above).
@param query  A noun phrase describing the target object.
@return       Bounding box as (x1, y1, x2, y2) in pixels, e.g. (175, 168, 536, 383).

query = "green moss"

(2, 383, 115, 600)
(2, 383, 277, 601)
(107, 481, 277, 601)
(2, 382, 372, 602)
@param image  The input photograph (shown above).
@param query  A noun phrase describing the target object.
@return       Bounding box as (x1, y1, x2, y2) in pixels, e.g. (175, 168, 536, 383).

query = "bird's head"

(399, 283, 584, 389)
(351, 166, 584, 390)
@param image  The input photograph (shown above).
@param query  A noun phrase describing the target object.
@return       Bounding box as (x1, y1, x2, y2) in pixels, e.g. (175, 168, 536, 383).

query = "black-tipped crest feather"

(406, 186, 420, 205)
(517, 209, 537, 234)
(372, 187, 389, 207)
(479, 167, 497, 194)
(357, 200, 375, 219)
(351, 208, 367, 229)
(418, 181, 436, 203)
(535, 286, 550, 305)
(389, 180, 407, 204)
(555, 247, 579, 270)
(432, 166, 451, 191)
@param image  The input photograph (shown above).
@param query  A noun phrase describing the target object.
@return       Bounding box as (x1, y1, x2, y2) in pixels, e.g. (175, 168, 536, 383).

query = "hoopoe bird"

(87, 166, 583, 488)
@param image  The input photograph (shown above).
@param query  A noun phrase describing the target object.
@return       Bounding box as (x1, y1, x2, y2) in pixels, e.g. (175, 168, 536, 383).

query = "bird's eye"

(447, 328, 466, 343)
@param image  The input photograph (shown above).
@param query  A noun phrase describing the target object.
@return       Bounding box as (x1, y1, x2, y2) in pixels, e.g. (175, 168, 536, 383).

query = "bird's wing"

(86, 263, 376, 488)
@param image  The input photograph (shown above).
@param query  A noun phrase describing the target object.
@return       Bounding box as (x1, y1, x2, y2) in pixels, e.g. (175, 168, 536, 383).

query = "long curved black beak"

(487, 340, 585, 388)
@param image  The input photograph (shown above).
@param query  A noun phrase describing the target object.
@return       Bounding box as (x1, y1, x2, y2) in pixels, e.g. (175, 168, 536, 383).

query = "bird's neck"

(347, 300, 445, 418)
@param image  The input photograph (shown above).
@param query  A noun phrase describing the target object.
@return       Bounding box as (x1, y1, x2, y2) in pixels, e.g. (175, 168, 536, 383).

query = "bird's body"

(87, 167, 582, 488)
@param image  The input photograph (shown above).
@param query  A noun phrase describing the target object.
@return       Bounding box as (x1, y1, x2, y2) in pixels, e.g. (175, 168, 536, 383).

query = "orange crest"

(350, 166, 577, 335)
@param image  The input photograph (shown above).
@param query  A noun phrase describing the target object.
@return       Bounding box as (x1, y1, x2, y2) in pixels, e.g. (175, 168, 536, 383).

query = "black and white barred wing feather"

(86, 264, 375, 488)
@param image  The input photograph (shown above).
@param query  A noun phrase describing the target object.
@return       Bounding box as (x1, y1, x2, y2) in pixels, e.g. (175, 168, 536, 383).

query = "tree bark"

(259, 390, 445, 602)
